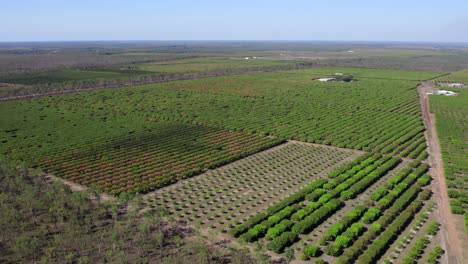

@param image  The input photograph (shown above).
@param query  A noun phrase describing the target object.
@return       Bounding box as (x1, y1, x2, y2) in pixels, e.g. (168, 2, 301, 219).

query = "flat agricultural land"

(3, 43, 467, 99)
(144, 141, 361, 232)
(0, 67, 440, 195)
(430, 88, 468, 230)
(222, 151, 436, 263)
(1, 58, 463, 263)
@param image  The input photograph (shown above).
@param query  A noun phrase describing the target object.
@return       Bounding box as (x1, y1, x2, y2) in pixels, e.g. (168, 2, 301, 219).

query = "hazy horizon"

(1, 40, 468, 44)
(1, 0, 468, 42)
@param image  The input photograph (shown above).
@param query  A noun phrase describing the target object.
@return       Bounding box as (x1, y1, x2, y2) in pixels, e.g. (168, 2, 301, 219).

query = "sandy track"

(40, 172, 115, 202)
(417, 81, 462, 264)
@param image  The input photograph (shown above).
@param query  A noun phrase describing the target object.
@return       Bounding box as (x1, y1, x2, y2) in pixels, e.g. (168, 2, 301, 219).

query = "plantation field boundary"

(289, 159, 412, 263)
(0, 65, 444, 101)
(418, 81, 464, 263)
(0, 63, 324, 101)
(288, 140, 366, 155)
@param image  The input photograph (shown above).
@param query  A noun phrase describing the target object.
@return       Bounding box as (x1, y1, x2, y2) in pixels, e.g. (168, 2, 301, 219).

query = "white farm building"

(429, 90, 457, 96)
(318, 78, 335, 82)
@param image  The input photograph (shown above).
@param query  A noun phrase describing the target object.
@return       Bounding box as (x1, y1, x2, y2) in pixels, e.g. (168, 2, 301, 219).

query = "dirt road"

(418, 81, 462, 264)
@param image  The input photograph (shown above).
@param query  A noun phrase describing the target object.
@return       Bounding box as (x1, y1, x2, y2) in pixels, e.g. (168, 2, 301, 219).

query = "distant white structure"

(347, 50, 355, 53)
(244, 57, 250, 60)
(318, 78, 335, 82)
(429, 90, 457, 96)
(334, 73, 344, 76)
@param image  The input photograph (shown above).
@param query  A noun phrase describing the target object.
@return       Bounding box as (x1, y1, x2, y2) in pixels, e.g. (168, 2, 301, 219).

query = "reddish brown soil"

(418, 81, 462, 264)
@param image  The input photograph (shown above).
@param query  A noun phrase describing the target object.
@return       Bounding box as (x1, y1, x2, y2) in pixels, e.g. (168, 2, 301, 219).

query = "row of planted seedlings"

(380, 201, 437, 263)
(298, 161, 426, 260)
(146, 143, 359, 231)
(304, 161, 428, 260)
(311, 161, 432, 263)
(37, 125, 282, 194)
(228, 152, 404, 254)
(398, 221, 440, 264)
(150, 142, 352, 202)
(144, 143, 341, 196)
(288, 157, 411, 258)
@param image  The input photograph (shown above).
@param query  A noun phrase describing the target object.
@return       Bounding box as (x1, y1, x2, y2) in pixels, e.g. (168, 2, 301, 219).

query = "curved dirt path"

(418, 81, 462, 264)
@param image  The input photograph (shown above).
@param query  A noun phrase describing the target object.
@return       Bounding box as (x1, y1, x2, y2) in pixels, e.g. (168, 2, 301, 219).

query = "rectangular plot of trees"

(38, 122, 282, 194)
(145, 142, 361, 231)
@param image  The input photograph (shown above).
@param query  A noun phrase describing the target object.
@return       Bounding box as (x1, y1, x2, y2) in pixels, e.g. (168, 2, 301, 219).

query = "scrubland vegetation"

(0, 160, 253, 263)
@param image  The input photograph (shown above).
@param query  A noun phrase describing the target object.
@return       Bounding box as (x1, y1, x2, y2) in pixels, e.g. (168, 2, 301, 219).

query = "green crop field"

(1, 39, 465, 263)
(0, 100, 281, 194)
(230, 154, 432, 262)
(153, 66, 441, 96)
(430, 88, 468, 221)
(434, 69, 468, 84)
(0, 66, 442, 196)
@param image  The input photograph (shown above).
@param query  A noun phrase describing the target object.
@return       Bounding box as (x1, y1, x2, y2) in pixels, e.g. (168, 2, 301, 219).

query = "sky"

(1, 0, 468, 42)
